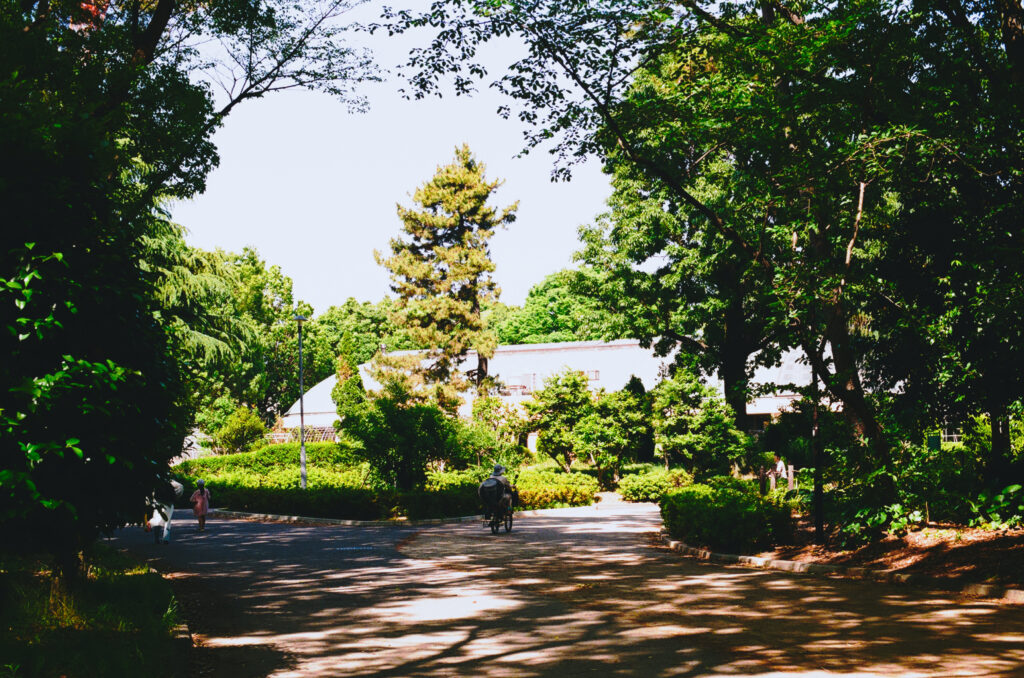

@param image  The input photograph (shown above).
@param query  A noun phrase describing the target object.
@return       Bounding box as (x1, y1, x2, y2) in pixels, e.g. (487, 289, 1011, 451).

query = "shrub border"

(659, 532, 1024, 605)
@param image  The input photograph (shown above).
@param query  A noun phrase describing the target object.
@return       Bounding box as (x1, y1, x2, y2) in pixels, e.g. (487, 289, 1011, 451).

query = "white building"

(280, 339, 813, 431)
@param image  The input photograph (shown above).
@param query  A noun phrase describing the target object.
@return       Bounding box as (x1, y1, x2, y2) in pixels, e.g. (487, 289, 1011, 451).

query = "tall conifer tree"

(376, 145, 517, 396)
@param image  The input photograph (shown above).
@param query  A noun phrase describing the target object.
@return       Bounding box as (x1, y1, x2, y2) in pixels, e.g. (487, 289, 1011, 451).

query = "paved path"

(112, 501, 1024, 677)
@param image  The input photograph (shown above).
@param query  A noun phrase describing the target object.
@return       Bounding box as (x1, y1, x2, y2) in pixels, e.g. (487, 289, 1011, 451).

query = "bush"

(176, 441, 362, 477)
(618, 468, 693, 502)
(661, 484, 793, 553)
(210, 406, 267, 454)
(401, 488, 481, 520)
(338, 382, 461, 491)
(515, 469, 599, 509)
(652, 369, 752, 478)
(703, 475, 757, 495)
(425, 467, 489, 492)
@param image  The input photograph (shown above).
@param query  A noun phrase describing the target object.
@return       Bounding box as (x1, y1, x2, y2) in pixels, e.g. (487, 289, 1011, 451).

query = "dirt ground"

(759, 519, 1024, 589)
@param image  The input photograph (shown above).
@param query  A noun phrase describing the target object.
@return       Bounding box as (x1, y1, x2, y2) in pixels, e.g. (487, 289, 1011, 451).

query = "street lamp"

(294, 314, 308, 490)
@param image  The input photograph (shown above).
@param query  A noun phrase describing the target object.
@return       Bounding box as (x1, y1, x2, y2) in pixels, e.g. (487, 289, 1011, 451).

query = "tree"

(525, 369, 593, 472)
(577, 164, 781, 432)
(493, 268, 625, 345)
(376, 145, 518, 394)
(211, 406, 268, 454)
(651, 369, 750, 480)
(338, 378, 458, 491)
(316, 297, 419, 367)
(2, 0, 374, 576)
(382, 0, 1024, 495)
(191, 248, 339, 427)
(331, 354, 367, 419)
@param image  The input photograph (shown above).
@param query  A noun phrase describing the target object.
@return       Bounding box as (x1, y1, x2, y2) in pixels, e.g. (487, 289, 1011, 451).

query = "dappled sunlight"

(112, 507, 1024, 677)
(371, 587, 525, 622)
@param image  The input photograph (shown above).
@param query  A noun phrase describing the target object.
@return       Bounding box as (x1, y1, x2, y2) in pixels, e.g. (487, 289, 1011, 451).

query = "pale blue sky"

(171, 8, 612, 315)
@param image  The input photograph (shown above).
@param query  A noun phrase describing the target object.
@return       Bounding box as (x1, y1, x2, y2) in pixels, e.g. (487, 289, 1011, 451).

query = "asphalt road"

(112, 501, 1024, 677)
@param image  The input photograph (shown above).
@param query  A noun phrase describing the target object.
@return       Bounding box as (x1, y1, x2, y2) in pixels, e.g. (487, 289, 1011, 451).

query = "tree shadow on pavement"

(113, 506, 1024, 677)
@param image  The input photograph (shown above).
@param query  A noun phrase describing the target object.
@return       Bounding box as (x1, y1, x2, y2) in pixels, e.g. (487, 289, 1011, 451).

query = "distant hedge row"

(173, 444, 599, 520)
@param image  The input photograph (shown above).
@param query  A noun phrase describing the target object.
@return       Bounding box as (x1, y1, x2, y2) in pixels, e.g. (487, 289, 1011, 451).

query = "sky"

(170, 8, 613, 316)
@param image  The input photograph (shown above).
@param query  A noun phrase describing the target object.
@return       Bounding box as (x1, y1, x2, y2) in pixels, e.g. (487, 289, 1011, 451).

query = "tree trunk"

(720, 266, 752, 432)
(987, 402, 1012, 486)
(821, 311, 894, 481)
(995, 0, 1024, 81)
(476, 354, 488, 393)
(720, 340, 750, 433)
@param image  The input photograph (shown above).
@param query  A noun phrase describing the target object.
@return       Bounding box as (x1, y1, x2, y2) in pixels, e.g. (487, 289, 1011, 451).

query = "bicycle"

(487, 501, 513, 534)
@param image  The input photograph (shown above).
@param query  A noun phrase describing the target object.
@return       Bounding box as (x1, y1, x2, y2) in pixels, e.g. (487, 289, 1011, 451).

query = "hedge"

(660, 483, 793, 553)
(173, 454, 600, 519)
(175, 441, 361, 477)
(515, 469, 600, 509)
(618, 468, 693, 502)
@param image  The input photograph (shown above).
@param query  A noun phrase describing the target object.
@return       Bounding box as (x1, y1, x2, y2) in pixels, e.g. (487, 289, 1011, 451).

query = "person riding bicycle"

(479, 464, 516, 520)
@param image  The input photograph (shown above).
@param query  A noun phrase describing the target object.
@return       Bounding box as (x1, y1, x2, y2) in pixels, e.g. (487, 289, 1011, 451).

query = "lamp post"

(294, 314, 308, 490)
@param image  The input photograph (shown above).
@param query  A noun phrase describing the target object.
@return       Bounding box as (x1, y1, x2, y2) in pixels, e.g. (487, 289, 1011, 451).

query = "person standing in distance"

(190, 479, 212, 532)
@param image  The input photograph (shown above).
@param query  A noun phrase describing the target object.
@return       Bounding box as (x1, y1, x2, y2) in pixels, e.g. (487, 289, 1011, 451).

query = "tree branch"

(134, 0, 175, 64)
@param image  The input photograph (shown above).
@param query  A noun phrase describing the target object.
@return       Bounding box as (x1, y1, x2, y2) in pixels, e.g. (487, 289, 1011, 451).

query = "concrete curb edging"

(659, 532, 1024, 605)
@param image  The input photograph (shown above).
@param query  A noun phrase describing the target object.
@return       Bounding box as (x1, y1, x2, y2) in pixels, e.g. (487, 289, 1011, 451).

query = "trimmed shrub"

(618, 468, 693, 502)
(214, 484, 387, 521)
(661, 484, 793, 553)
(176, 442, 362, 477)
(425, 467, 489, 492)
(516, 469, 599, 509)
(401, 488, 481, 520)
(703, 474, 757, 495)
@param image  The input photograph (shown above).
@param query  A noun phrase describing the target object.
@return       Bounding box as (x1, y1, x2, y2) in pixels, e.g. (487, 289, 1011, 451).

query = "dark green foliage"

(0, 16, 190, 571)
(211, 406, 268, 454)
(526, 369, 593, 472)
(968, 484, 1024, 530)
(212, 484, 386, 521)
(661, 484, 793, 554)
(338, 381, 461, 491)
(761, 401, 853, 471)
(2, 0, 376, 577)
(702, 475, 758, 495)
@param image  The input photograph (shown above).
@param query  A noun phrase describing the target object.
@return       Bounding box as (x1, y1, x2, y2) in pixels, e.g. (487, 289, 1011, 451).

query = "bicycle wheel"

(504, 511, 513, 533)
(490, 516, 499, 534)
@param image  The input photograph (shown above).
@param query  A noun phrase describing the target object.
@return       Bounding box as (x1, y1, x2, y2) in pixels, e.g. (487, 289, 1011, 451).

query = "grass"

(0, 544, 183, 678)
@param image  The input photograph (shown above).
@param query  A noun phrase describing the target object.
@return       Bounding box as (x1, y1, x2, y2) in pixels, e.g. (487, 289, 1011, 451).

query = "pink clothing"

(190, 488, 211, 517)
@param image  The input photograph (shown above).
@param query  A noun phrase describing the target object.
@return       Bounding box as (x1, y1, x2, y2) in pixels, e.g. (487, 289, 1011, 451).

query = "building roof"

(280, 339, 813, 426)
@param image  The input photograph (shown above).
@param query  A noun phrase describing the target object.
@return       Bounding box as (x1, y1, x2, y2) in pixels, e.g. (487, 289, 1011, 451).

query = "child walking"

(190, 479, 212, 532)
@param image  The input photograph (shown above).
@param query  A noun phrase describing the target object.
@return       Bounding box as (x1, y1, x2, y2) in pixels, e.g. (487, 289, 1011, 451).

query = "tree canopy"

(376, 145, 518, 395)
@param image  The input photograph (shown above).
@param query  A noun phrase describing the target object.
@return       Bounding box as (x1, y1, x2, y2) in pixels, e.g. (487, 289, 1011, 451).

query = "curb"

(659, 533, 1024, 605)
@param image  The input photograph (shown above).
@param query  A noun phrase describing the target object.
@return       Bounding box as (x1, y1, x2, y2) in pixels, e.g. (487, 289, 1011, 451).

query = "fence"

(264, 426, 337, 445)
